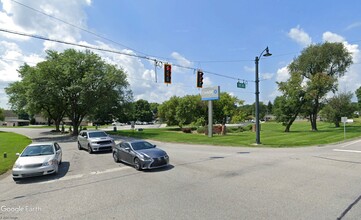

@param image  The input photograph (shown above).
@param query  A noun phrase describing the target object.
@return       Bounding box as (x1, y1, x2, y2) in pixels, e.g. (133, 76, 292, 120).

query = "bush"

(226, 127, 242, 133)
(197, 126, 206, 134)
(245, 124, 253, 131)
(182, 128, 192, 133)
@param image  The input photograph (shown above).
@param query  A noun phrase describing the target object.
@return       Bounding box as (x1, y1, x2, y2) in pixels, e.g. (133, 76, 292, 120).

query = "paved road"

(1, 128, 361, 219)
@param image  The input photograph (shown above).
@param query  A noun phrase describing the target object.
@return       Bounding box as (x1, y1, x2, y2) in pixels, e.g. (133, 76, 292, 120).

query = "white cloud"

(322, 32, 345, 43)
(288, 26, 312, 47)
(0, 0, 90, 42)
(276, 66, 289, 82)
(346, 22, 361, 30)
(243, 65, 254, 72)
(261, 73, 274, 80)
(170, 52, 193, 74)
(0, 41, 43, 82)
(321, 31, 361, 95)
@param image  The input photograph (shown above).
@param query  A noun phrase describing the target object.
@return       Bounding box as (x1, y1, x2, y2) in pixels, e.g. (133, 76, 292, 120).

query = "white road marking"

(36, 174, 84, 184)
(90, 166, 130, 175)
(340, 139, 361, 148)
(333, 149, 361, 153)
(36, 166, 130, 184)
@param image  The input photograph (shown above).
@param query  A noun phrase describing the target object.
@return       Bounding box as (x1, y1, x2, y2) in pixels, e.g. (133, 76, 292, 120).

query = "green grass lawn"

(0, 131, 32, 175)
(110, 121, 361, 147)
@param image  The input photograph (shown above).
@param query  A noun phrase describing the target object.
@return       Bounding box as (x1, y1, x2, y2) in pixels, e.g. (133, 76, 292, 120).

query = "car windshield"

(88, 131, 107, 138)
(131, 141, 155, 151)
(21, 145, 54, 156)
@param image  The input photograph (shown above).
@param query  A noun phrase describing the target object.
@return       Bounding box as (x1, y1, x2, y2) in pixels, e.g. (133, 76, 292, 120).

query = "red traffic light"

(197, 70, 203, 88)
(164, 64, 172, 84)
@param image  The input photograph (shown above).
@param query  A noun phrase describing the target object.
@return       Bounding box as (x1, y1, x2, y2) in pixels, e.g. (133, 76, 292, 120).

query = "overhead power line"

(10, 0, 151, 57)
(0, 28, 252, 82)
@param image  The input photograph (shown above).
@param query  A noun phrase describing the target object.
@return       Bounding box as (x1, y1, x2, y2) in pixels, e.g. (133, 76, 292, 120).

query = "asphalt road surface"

(1, 128, 361, 220)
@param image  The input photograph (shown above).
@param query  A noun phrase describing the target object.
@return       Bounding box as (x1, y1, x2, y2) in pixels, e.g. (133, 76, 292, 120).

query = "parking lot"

(1, 128, 361, 219)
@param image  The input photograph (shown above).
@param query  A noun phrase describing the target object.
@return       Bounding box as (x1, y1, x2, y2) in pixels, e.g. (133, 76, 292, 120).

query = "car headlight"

(13, 163, 22, 169)
(42, 159, 57, 166)
(139, 154, 151, 161)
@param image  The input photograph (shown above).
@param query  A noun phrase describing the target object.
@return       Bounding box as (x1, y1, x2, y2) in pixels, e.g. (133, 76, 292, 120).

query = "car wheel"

(78, 141, 82, 150)
(113, 152, 119, 163)
(134, 158, 141, 170)
(88, 144, 93, 154)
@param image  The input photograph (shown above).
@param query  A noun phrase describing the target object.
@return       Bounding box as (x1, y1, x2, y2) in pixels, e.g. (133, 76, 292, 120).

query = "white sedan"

(12, 142, 62, 181)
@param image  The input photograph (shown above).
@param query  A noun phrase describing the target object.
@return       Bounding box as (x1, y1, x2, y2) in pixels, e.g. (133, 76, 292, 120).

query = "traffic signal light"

(164, 64, 172, 84)
(196, 70, 203, 88)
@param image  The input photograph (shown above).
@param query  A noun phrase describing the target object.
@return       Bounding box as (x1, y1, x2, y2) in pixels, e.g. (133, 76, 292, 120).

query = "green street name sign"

(237, 82, 246, 88)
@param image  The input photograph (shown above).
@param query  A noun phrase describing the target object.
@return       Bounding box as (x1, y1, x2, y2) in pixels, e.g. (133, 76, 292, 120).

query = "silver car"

(112, 140, 169, 170)
(12, 142, 62, 181)
(77, 130, 115, 153)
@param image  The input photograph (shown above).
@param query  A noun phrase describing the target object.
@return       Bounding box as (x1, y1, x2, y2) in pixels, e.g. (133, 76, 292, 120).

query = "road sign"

(201, 86, 220, 101)
(237, 82, 246, 88)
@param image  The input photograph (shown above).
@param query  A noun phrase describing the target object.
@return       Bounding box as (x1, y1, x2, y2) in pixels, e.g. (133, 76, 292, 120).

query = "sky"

(0, 0, 361, 110)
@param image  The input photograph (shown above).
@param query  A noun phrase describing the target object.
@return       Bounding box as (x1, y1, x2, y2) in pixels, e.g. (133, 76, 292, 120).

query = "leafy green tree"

(134, 99, 153, 122)
(267, 101, 273, 115)
(274, 72, 306, 132)
(175, 95, 206, 127)
(150, 102, 160, 120)
(0, 108, 4, 121)
(355, 86, 361, 111)
(158, 96, 180, 126)
(213, 92, 239, 124)
(320, 92, 355, 127)
(6, 49, 130, 135)
(287, 42, 353, 131)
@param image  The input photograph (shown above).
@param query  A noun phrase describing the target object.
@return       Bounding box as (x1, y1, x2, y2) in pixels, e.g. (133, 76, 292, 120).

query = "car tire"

(88, 144, 93, 154)
(113, 152, 119, 163)
(134, 158, 141, 170)
(77, 141, 82, 150)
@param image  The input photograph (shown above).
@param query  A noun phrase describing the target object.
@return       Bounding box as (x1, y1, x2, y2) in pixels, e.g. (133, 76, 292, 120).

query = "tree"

(0, 108, 4, 121)
(287, 42, 353, 131)
(274, 72, 306, 132)
(267, 101, 273, 115)
(158, 96, 180, 126)
(175, 95, 206, 127)
(150, 102, 160, 121)
(213, 92, 239, 124)
(6, 49, 130, 135)
(355, 86, 361, 112)
(320, 92, 355, 127)
(134, 99, 153, 122)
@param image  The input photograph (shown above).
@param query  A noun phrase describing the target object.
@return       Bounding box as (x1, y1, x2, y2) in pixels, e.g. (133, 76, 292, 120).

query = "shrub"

(182, 128, 192, 133)
(197, 126, 206, 134)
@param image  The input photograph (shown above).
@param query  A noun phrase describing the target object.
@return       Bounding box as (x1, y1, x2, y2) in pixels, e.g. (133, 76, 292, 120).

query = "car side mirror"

(125, 147, 130, 151)
(16, 153, 20, 156)
(153, 145, 156, 147)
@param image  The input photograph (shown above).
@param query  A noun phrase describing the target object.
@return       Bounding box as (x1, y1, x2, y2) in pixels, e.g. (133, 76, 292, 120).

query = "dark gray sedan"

(112, 140, 169, 170)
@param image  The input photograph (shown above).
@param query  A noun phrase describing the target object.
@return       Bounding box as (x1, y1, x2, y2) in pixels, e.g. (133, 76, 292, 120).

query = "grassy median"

(0, 131, 32, 175)
(111, 121, 361, 147)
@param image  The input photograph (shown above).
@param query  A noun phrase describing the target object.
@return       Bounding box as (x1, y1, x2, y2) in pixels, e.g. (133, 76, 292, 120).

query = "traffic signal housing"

(164, 64, 172, 84)
(196, 70, 203, 88)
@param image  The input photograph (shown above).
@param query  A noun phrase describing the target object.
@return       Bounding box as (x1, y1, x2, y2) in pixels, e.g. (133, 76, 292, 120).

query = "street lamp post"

(255, 47, 272, 144)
